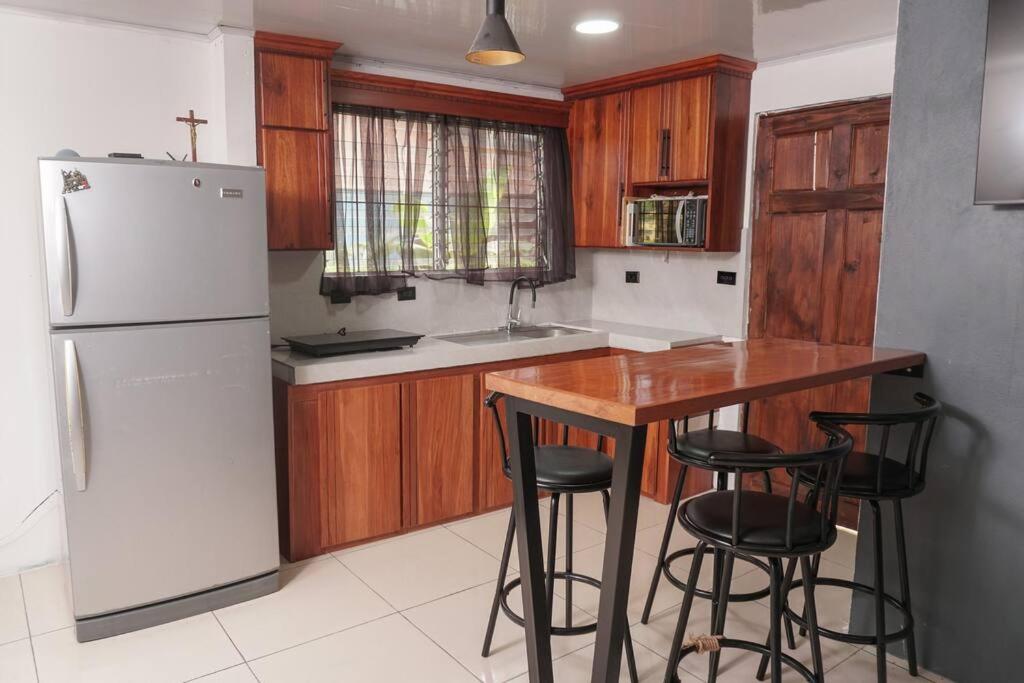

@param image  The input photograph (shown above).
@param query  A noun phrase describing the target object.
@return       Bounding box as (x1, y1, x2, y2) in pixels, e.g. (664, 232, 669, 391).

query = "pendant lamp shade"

(466, 0, 524, 65)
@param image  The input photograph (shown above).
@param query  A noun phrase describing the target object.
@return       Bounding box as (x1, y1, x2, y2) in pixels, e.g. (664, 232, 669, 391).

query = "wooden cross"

(175, 109, 208, 162)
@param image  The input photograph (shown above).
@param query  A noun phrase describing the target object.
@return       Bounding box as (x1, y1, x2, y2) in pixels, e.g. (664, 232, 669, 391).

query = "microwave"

(624, 194, 707, 248)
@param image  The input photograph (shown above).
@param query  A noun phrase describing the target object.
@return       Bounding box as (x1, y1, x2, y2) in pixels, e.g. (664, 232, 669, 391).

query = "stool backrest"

(707, 422, 853, 552)
(809, 393, 941, 495)
(484, 392, 600, 474)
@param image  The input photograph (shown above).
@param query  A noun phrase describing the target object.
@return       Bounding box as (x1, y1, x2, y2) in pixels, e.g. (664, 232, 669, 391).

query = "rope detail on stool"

(684, 634, 723, 654)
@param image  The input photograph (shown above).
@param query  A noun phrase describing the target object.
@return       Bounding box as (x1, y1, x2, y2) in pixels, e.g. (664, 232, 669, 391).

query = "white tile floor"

(0, 493, 953, 682)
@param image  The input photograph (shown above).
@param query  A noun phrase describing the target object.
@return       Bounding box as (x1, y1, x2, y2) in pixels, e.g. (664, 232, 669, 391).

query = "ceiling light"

(466, 0, 525, 66)
(574, 19, 620, 35)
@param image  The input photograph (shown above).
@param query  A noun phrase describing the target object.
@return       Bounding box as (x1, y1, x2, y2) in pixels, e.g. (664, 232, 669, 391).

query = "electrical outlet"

(717, 271, 737, 285)
(397, 286, 416, 301)
(625, 271, 640, 284)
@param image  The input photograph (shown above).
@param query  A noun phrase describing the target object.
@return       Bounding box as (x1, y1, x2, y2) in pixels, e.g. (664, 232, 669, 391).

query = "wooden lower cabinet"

(273, 347, 691, 562)
(405, 373, 477, 526)
(319, 383, 403, 548)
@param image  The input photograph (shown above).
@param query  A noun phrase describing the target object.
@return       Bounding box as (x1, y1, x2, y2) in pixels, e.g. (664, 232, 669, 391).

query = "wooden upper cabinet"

(563, 55, 755, 252)
(568, 91, 626, 248)
(254, 32, 340, 251)
(257, 51, 329, 130)
(665, 76, 711, 182)
(627, 84, 666, 185)
(261, 128, 333, 250)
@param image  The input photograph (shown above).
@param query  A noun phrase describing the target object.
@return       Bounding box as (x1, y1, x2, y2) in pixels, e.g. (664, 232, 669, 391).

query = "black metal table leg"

(591, 423, 648, 683)
(504, 398, 554, 683)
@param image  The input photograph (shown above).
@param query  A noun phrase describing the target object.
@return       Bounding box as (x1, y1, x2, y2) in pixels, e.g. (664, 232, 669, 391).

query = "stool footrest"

(673, 637, 816, 683)
(663, 547, 772, 603)
(784, 576, 914, 646)
(499, 571, 602, 637)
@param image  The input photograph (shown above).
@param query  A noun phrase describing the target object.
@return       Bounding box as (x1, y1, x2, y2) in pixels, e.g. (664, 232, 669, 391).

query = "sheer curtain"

(321, 105, 575, 300)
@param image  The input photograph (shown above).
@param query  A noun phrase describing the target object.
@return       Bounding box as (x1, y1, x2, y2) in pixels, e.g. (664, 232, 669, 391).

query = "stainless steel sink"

(436, 325, 590, 346)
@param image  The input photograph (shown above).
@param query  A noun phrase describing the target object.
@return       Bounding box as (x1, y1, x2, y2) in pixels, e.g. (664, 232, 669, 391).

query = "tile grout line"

(210, 611, 261, 682)
(18, 575, 40, 683)
(328, 553, 479, 682)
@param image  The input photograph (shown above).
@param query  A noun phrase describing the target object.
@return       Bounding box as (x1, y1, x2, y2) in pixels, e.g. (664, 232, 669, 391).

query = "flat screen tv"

(976, 0, 1024, 204)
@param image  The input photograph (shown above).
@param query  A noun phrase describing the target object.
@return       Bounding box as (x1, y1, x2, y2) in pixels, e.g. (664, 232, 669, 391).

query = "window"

(321, 105, 574, 300)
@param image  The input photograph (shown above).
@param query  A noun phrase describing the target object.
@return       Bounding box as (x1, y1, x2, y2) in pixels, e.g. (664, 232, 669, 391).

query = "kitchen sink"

(436, 325, 590, 346)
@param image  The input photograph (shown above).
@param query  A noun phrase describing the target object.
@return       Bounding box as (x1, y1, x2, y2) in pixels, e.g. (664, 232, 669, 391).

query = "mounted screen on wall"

(976, 0, 1024, 204)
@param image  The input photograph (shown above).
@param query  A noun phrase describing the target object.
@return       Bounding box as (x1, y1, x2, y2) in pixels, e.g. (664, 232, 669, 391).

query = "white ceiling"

(2, 0, 898, 88)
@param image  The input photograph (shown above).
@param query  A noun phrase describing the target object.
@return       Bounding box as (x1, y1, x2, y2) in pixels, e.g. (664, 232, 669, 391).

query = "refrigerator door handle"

(64, 340, 87, 491)
(55, 195, 75, 316)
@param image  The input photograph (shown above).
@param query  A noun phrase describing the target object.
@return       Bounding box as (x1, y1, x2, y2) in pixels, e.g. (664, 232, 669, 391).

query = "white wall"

(588, 36, 899, 340)
(0, 9, 254, 576)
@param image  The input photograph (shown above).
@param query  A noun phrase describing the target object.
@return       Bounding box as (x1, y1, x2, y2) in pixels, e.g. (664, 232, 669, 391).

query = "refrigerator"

(38, 156, 280, 642)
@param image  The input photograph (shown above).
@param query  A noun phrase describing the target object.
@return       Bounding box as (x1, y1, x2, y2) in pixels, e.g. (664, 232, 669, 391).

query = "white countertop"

(271, 319, 721, 385)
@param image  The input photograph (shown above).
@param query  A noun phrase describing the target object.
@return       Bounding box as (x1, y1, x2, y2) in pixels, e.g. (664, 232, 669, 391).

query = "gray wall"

(853, 1, 1024, 680)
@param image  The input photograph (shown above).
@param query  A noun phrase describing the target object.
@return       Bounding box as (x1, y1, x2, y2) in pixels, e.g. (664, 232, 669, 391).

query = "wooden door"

(664, 76, 711, 181)
(628, 84, 667, 184)
(319, 383, 403, 547)
(406, 374, 477, 525)
(569, 92, 626, 247)
(257, 51, 329, 130)
(261, 128, 333, 250)
(747, 97, 891, 528)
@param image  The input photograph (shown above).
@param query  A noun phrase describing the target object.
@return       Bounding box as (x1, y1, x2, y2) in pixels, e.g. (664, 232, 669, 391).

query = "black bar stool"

(770, 393, 941, 682)
(641, 405, 781, 637)
(664, 422, 854, 683)
(480, 392, 639, 682)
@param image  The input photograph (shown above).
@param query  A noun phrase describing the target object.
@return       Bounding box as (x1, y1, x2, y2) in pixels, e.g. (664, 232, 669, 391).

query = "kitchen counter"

(271, 319, 721, 385)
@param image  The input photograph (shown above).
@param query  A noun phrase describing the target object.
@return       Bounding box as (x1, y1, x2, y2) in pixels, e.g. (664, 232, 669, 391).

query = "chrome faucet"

(505, 277, 538, 332)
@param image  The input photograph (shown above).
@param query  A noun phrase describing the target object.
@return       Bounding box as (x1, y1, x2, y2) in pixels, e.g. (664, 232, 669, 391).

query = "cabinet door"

(261, 128, 333, 250)
(628, 84, 667, 184)
(665, 76, 711, 181)
(408, 374, 477, 525)
(569, 92, 626, 247)
(258, 51, 328, 130)
(319, 383, 402, 548)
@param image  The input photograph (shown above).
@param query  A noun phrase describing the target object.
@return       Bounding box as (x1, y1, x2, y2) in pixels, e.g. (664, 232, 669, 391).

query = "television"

(976, 0, 1024, 204)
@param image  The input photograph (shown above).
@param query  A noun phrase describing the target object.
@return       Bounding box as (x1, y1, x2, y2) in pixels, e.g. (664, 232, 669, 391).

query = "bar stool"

(641, 406, 781, 638)
(772, 393, 941, 682)
(664, 422, 854, 683)
(480, 392, 639, 682)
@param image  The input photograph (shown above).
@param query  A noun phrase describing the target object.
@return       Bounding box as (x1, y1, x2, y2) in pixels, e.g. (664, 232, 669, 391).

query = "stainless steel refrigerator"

(38, 156, 280, 642)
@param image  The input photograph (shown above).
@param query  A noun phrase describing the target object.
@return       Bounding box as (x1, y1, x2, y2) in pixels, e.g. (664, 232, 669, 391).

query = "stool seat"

(505, 445, 612, 491)
(674, 429, 780, 464)
(797, 450, 916, 498)
(681, 491, 829, 549)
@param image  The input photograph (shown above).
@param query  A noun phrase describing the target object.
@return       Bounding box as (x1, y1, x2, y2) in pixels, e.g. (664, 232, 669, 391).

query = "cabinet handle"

(659, 129, 671, 176)
(616, 182, 625, 226)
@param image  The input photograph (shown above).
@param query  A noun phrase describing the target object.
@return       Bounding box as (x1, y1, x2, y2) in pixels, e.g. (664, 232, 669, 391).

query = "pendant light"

(466, 0, 524, 66)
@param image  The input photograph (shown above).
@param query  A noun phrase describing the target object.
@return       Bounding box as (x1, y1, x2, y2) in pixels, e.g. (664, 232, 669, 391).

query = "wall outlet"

(717, 271, 737, 285)
(625, 271, 640, 283)
(397, 286, 416, 301)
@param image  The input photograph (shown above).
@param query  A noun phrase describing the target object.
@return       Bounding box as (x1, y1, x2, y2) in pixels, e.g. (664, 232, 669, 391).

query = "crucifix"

(175, 109, 208, 162)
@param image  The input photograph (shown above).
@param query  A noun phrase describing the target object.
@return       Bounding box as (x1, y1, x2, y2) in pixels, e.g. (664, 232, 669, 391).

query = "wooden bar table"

(484, 338, 925, 683)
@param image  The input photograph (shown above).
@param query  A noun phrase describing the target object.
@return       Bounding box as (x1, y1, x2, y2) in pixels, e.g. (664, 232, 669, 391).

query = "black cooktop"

(283, 329, 424, 357)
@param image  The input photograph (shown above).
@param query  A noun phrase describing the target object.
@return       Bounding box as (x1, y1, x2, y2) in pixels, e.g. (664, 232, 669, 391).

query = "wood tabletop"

(485, 338, 926, 426)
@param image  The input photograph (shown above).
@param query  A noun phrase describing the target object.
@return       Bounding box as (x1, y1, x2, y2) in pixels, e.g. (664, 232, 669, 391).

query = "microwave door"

(674, 199, 686, 245)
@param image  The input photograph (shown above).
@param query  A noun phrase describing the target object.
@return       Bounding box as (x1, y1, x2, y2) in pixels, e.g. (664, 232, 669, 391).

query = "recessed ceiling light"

(574, 19, 620, 35)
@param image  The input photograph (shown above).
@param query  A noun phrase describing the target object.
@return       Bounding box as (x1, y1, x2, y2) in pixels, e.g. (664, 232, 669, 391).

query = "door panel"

(39, 159, 269, 327)
(319, 383, 402, 547)
(51, 319, 279, 617)
(258, 51, 328, 130)
(764, 213, 828, 341)
(570, 92, 626, 247)
(410, 374, 476, 525)
(261, 128, 333, 250)
(665, 76, 710, 181)
(748, 97, 891, 529)
(628, 84, 666, 183)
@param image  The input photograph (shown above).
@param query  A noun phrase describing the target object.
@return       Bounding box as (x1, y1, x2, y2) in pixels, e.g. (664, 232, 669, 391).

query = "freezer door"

(50, 318, 279, 618)
(39, 158, 269, 326)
